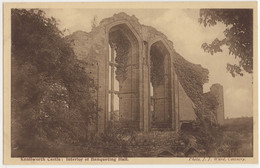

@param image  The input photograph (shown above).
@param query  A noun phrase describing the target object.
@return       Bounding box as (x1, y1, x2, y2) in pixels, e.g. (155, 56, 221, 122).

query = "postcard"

(3, 1, 258, 164)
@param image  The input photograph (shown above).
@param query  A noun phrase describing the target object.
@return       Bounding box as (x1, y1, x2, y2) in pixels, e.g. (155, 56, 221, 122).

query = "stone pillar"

(174, 73, 180, 131)
(170, 67, 175, 130)
(143, 64, 150, 132)
(143, 41, 150, 132)
(97, 57, 107, 133)
(210, 83, 225, 126)
(110, 47, 115, 120)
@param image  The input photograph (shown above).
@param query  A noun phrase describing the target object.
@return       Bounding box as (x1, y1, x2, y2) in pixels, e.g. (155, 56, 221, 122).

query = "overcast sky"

(44, 8, 253, 118)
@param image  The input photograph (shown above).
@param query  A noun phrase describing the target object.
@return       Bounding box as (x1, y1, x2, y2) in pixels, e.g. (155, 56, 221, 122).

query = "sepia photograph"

(3, 2, 258, 164)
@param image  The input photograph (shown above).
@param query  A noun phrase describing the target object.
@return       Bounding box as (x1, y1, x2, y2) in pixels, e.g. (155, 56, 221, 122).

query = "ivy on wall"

(109, 31, 130, 83)
(173, 52, 209, 105)
(150, 46, 165, 87)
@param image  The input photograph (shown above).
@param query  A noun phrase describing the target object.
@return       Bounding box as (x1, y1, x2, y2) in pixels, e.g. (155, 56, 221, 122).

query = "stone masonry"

(66, 12, 225, 133)
(210, 84, 225, 125)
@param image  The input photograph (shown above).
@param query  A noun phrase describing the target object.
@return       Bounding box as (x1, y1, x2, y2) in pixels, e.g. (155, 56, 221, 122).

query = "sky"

(43, 8, 253, 118)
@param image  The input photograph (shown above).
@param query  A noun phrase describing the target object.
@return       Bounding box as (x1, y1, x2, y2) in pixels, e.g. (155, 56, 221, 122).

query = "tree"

(199, 9, 253, 77)
(11, 9, 97, 156)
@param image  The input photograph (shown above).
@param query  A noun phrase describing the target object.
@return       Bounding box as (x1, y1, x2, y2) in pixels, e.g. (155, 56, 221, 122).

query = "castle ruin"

(66, 13, 225, 133)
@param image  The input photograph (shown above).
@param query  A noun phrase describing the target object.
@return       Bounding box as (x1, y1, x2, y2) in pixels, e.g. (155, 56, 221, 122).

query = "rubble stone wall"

(210, 84, 225, 125)
(66, 12, 203, 133)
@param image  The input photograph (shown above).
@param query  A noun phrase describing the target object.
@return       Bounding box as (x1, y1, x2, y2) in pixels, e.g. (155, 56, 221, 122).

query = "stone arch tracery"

(149, 40, 173, 128)
(107, 23, 140, 128)
(66, 13, 209, 134)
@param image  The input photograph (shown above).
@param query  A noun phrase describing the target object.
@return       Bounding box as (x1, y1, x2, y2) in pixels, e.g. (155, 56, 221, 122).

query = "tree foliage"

(11, 9, 97, 156)
(199, 9, 253, 77)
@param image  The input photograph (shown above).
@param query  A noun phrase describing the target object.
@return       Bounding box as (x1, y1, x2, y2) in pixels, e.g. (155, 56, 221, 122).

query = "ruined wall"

(109, 24, 140, 127)
(66, 27, 107, 133)
(210, 84, 225, 125)
(178, 81, 196, 122)
(65, 12, 213, 133)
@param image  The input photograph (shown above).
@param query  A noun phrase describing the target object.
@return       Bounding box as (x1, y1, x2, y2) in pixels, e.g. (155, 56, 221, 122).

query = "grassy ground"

(218, 117, 253, 157)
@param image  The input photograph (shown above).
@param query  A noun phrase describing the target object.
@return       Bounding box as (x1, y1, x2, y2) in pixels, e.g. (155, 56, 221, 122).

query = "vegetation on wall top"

(173, 52, 209, 104)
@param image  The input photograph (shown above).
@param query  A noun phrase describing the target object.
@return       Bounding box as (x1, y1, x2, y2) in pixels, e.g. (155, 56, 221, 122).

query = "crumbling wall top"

(99, 12, 175, 51)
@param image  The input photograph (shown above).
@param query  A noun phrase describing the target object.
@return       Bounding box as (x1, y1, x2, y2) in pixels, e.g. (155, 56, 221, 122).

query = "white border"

(0, 0, 259, 168)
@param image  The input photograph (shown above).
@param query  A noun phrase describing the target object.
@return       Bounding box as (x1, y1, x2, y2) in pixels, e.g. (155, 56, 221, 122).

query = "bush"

(11, 9, 97, 156)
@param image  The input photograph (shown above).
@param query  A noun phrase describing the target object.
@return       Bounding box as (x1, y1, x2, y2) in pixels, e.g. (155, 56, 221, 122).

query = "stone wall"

(210, 84, 225, 125)
(65, 12, 215, 133)
(178, 81, 196, 122)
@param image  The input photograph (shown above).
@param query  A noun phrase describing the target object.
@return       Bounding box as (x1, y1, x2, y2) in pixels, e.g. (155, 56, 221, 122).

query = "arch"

(105, 20, 142, 43)
(106, 22, 142, 129)
(148, 38, 174, 61)
(149, 40, 173, 129)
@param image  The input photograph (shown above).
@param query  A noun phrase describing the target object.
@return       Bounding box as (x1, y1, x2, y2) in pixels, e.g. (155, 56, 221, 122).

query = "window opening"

(108, 44, 119, 121)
